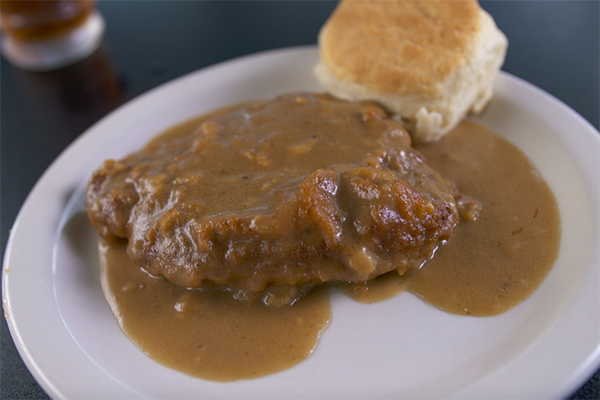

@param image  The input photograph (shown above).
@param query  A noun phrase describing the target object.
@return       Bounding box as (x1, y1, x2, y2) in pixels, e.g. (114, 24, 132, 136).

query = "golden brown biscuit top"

(319, 0, 482, 96)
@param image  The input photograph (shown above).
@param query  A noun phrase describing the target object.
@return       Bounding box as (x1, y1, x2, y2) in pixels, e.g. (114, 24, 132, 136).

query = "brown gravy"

(99, 119, 560, 381)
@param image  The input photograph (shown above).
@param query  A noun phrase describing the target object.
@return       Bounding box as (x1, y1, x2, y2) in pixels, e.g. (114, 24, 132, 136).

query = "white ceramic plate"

(3, 47, 599, 399)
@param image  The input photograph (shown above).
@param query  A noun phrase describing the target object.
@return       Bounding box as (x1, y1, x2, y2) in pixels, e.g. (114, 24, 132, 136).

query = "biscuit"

(315, 0, 508, 143)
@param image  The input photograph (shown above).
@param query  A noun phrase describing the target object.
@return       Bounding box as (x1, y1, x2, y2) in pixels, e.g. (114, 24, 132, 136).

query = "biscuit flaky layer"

(319, 0, 482, 97)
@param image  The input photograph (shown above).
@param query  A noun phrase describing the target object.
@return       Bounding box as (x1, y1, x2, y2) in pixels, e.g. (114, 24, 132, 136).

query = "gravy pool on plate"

(90, 93, 559, 381)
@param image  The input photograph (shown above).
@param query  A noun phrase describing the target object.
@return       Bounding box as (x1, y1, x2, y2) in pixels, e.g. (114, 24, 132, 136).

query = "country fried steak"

(86, 93, 460, 304)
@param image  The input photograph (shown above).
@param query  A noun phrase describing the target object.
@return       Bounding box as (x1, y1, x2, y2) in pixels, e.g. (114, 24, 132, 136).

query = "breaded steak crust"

(87, 93, 458, 299)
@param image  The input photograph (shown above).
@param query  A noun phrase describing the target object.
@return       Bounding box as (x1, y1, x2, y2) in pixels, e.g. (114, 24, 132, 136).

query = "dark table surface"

(2, 1, 599, 399)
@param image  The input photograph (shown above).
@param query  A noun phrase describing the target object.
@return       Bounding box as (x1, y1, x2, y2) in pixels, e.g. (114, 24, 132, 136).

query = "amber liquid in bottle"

(0, 0, 95, 41)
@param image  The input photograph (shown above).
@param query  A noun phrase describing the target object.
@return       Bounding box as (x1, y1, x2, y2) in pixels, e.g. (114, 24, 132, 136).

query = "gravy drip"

(346, 121, 561, 316)
(99, 119, 560, 382)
